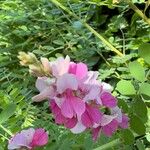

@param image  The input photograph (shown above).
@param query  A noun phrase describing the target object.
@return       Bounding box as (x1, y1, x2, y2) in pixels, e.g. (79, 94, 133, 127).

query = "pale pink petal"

(71, 97, 85, 117)
(70, 121, 86, 134)
(84, 71, 99, 83)
(101, 115, 116, 126)
(57, 74, 78, 94)
(65, 117, 77, 129)
(8, 134, 30, 149)
(51, 56, 70, 77)
(21, 128, 35, 146)
(8, 128, 35, 150)
(92, 127, 101, 141)
(61, 98, 74, 118)
(31, 128, 48, 147)
(111, 106, 122, 123)
(119, 114, 129, 129)
(32, 86, 55, 102)
(35, 77, 48, 92)
(102, 120, 118, 136)
(83, 86, 100, 102)
(102, 82, 113, 92)
(100, 92, 117, 108)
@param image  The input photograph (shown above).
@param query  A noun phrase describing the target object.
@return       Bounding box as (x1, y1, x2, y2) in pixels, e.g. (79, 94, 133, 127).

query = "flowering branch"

(50, 0, 123, 57)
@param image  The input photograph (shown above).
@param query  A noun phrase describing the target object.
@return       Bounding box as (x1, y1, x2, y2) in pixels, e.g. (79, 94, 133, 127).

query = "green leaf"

(0, 103, 16, 124)
(139, 83, 150, 97)
(116, 80, 136, 95)
(136, 140, 145, 150)
(129, 61, 145, 82)
(133, 97, 147, 122)
(139, 43, 150, 65)
(146, 133, 150, 142)
(118, 99, 128, 113)
(121, 129, 134, 145)
(130, 115, 146, 135)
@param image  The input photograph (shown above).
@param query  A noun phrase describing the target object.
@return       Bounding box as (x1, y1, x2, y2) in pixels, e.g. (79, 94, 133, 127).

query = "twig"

(50, 0, 123, 57)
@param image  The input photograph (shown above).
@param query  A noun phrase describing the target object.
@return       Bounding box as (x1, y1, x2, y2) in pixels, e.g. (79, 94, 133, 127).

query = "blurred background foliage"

(0, 0, 150, 149)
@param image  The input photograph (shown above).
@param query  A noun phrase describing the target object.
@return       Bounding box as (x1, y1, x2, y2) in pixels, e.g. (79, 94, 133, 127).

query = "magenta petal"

(102, 119, 118, 137)
(87, 106, 102, 124)
(101, 92, 117, 108)
(81, 111, 93, 127)
(69, 62, 77, 74)
(50, 100, 60, 115)
(31, 128, 48, 147)
(57, 74, 78, 94)
(76, 63, 88, 79)
(92, 127, 101, 141)
(69, 62, 88, 79)
(119, 114, 129, 129)
(65, 117, 77, 129)
(71, 97, 85, 117)
(55, 113, 65, 124)
(61, 98, 74, 118)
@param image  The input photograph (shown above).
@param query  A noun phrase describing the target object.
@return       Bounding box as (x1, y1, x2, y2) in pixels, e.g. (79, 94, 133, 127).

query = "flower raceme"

(8, 128, 48, 150)
(19, 53, 129, 141)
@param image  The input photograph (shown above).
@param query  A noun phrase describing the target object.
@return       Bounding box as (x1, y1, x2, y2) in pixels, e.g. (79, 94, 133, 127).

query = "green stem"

(127, 0, 150, 26)
(0, 124, 13, 136)
(93, 138, 122, 150)
(50, 0, 123, 57)
(0, 133, 9, 140)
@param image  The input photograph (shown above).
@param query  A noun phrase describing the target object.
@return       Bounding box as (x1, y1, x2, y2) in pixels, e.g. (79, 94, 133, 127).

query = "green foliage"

(129, 61, 145, 82)
(0, 103, 16, 125)
(116, 80, 136, 95)
(139, 43, 150, 65)
(0, 0, 150, 149)
(130, 115, 146, 135)
(121, 129, 134, 145)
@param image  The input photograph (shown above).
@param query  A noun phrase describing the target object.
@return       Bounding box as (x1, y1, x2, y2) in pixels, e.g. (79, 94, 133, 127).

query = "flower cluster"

(31, 56, 129, 140)
(8, 128, 48, 150)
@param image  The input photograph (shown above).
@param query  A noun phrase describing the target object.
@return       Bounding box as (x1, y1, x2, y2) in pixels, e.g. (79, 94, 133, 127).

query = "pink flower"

(32, 77, 55, 102)
(51, 56, 70, 78)
(8, 128, 48, 150)
(100, 92, 117, 108)
(81, 104, 102, 127)
(50, 100, 78, 129)
(31, 55, 129, 141)
(119, 114, 129, 129)
(69, 62, 88, 79)
(56, 73, 78, 94)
